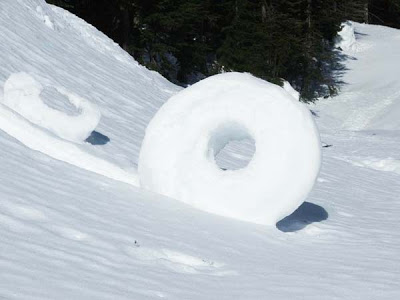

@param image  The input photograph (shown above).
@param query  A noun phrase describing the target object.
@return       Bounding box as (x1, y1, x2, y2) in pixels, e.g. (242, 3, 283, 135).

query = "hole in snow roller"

(208, 122, 256, 171)
(138, 72, 321, 225)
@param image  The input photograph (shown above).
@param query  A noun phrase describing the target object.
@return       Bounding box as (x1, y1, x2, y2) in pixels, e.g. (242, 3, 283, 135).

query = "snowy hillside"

(1, 1, 400, 299)
(315, 22, 400, 131)
(0, 0, 180, 177)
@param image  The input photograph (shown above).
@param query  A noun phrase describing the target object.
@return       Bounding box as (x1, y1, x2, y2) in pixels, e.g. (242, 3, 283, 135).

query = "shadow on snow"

(276, 202, 328, 232)
(85, 130, 110, 145)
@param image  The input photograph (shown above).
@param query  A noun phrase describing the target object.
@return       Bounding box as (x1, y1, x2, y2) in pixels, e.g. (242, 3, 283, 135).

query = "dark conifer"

(46, 0, 400, 101)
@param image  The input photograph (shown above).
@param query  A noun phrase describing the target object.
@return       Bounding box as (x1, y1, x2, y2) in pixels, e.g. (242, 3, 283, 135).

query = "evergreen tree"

(47, 0, 399, 102)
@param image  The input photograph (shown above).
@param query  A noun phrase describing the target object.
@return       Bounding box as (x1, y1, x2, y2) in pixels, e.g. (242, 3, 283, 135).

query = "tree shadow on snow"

(329, 49, 353, 93)
(85, 131, 110, 145)
(276, 202, 328, 232)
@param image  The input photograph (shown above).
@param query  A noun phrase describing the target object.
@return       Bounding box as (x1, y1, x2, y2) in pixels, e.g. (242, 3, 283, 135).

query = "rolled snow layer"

(2, 72, 100, 142)
(139, 73, 321, 225)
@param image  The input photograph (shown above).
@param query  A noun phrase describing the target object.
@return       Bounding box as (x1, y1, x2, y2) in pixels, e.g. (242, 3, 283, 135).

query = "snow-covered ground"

(316, 21, 400, 131)
(0, 1, 399, 299)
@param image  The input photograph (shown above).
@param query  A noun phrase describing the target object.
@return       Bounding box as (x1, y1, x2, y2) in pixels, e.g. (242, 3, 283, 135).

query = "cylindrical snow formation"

(2, 72, 100, 143)
(139, 73, 321, 225)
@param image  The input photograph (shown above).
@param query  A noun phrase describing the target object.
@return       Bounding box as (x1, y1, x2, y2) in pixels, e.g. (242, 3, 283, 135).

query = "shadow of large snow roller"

(276, 202, 328, 232)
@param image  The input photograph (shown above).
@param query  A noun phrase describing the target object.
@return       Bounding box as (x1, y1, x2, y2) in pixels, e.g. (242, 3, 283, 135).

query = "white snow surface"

(139, 73, 321, 225)
(0, 0, 400, 299)
(317, 22, 400, 131)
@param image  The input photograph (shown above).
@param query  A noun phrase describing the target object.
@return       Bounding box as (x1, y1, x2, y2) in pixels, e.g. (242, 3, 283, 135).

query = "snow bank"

(283, 81, 300, 101)
(336, 21, 357, 52)
(2, 72, 100, 142)
(139, 73, 321, 225)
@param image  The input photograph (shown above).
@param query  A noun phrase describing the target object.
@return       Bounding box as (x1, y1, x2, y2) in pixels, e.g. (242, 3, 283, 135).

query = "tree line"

(47, 0, 400, 102)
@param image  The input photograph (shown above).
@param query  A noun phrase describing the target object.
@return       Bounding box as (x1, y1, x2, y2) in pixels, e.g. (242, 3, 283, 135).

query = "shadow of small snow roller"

(85, 131, 110, 145)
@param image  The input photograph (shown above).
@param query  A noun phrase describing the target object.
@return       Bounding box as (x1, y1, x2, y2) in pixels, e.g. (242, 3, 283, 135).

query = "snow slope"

(0, 1, 400, 299)
(315, 21, 400, 131)
(0, 0, 180, 170)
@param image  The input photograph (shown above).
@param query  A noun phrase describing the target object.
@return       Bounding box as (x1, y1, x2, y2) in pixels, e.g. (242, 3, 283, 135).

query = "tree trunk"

(261, 1, 267, 23)
(364, 2, 369, 24)
(235, 0, 239, 17)
(121, 6, 131, 52)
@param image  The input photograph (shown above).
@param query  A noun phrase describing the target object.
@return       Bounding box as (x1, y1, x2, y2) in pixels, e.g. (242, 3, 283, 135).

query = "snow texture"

(0, 0, 400, 298)
(316, 22, 400, 131)
(3, 72, 101, 142)
(139, 73, 321, 225)
(35, 5, 54, 29)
